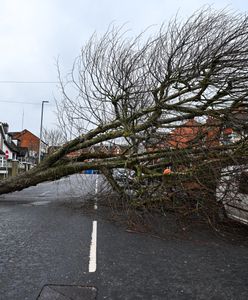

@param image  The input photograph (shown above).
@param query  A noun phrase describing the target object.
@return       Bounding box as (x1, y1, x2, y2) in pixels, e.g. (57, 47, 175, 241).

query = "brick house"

(168, 102, 248, 149)
(167, 119, 203, 149)
(166, 116, 242, 150)
(9, 129, 47, 164)
(144, 109, 247, 169)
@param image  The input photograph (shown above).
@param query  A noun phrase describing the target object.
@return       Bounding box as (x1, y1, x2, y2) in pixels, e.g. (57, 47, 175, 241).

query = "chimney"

(2, 123, 9, 133)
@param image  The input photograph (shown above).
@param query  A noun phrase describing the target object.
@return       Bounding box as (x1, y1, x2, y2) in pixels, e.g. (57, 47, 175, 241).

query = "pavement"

(0, 174, 248, 300)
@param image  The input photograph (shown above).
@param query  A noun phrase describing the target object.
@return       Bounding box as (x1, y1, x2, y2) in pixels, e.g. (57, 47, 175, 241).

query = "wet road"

(0, 174, 102, 202)
(0, 204, 92, 299)
(1, 174, 248, 299)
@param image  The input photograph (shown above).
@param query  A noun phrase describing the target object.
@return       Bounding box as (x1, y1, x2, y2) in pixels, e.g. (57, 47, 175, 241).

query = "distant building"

(166, 119, 202, 149)
(0, 122, 19, 177)
(0, 124, 48, 178)
(166, 109, 248, 150)
(66, 143, 129, 159)
(9, 129, 48, 164)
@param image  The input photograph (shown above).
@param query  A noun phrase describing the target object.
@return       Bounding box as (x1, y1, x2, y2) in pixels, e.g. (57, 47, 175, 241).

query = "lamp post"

(38, 100, 49, 164)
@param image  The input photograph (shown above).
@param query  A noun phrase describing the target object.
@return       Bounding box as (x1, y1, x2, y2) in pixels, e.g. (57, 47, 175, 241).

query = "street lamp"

(38, 100, 49, 163)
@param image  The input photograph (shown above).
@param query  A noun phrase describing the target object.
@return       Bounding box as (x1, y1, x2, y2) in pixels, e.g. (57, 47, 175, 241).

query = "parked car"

(112, 168, 135, 184)
(216, 165, 248, 225)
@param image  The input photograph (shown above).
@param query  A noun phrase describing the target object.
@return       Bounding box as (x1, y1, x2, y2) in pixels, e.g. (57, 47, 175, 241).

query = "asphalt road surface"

(0, 174, 248, 299)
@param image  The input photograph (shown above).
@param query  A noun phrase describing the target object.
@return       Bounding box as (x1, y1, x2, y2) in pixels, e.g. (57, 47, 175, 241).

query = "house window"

(0, 156, 6, 168)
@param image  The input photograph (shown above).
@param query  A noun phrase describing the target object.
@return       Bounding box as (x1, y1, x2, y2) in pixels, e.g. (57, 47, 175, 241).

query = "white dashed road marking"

(89, 220, 97, 273)
(88, 175, 98, 272)
(94, 176, 98, 210)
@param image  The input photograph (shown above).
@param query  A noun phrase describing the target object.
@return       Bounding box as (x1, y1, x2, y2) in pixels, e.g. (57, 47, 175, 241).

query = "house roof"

(4, 140, 19, 153)
(8, 132, 20, 139)
(11, 129, 47, 145)
(10, 129, 35, 139)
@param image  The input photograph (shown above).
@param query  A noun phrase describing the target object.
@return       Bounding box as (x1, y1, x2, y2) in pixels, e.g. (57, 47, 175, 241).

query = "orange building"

(167, 119, 202, 149)
(11, 129, 40, 152)
(9, 129, 47, 162)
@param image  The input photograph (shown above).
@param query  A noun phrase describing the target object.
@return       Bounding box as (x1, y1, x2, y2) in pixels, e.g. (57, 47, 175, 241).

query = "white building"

(0, 123, 18, 177)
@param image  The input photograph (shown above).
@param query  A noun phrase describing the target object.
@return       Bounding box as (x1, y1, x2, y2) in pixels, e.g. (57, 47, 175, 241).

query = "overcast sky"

(0, 0, 248, 136)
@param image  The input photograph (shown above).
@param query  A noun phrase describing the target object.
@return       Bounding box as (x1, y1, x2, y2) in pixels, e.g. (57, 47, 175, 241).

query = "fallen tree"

(1, 8, 247, 220)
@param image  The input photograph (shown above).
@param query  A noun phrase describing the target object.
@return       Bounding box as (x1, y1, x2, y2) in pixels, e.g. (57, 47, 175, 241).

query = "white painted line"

(89, 220, 97, 273)
(95, 176, 98, 194)
(94, 176, 98, 210)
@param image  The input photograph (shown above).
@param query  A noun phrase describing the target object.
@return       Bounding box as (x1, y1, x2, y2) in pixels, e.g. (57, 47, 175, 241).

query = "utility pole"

(38, 100, 49, 164)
